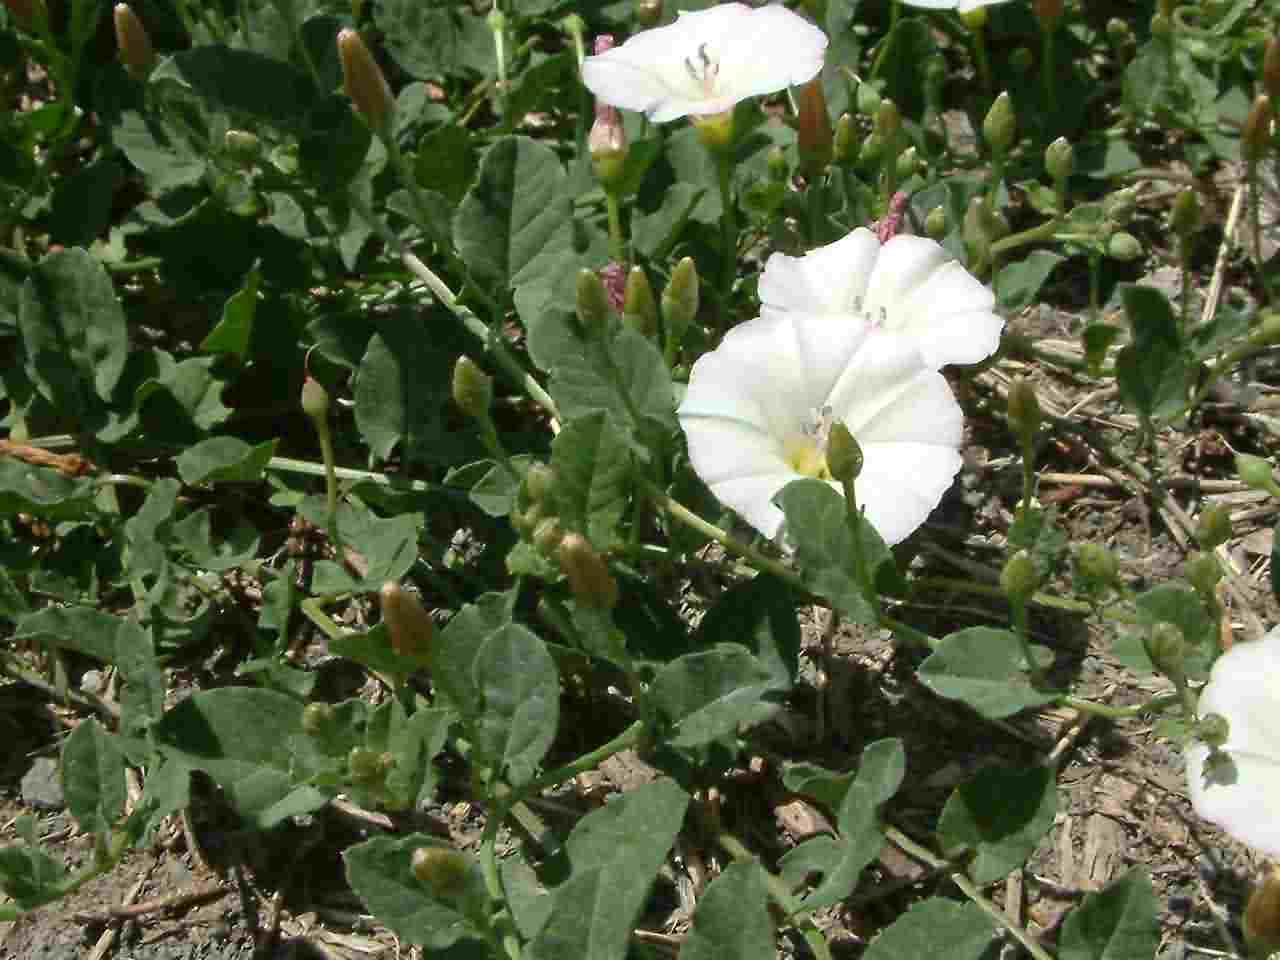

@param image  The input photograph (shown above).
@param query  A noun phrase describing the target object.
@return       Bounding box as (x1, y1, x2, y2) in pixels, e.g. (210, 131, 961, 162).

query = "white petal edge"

(759, 227, 880, 316)
(712, 4, 828, 101)
(1186, 743, 1280, 857)
(857, 442, 963, 545)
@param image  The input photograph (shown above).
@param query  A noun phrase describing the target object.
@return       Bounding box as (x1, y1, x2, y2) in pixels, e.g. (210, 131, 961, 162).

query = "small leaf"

(645, 645, 786, 748)
(863, 898, 996, 960)
(937, 765, 1057, 885)
(470, 623, 560, 785)
(1082, 322, 1120, 375)
(547, 326, 676, 441)
(416, 125, 478, 203)
(694, 575, 801, 687)
(527, 780, 689, 960)
(681, 862, 774, 960)
(176, 436, 278, 486)
(787, 781, 884, 912)
(61, 719, 127, 838)
(551, 412, 630, 548)
(1059, 868, 1159, 960)
(200, 263, 261, 358)
(917, 627, 1057, 719)
(994, 251, 1064, 312)
(376, 1, 492, 80)
(13, 606, 124, 663)
(1116, 285, 1190, 419)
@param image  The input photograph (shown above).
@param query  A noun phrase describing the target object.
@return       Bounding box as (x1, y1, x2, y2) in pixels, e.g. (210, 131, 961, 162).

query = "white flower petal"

(759, 228, 880, 316)
(882, 258, 1000, 368)
(857, 441, 963, 545)
(1185, 626, 1280, 855)
(1186, 744, 1280, 857)
(581, 2, 827, 123)
(706, 469, 801, 540)
(824, 331, 932, 432)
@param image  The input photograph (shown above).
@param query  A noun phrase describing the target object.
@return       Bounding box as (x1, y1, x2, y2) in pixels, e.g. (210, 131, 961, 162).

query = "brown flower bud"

(1243, 94, 1274, 165)
(380, 581, 434, 657)
(1265, 37, 1280, 103)
(114, 4, 154, 80)
(338, 28, 394, 134)
(796, 77, 833, 180)
(558, 533, 618, 611)
(1032, 0, 1063, 30)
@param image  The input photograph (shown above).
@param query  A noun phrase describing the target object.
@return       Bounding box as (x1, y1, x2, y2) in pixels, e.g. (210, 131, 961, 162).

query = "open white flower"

(759, 227, 1004, 370)
(581, 3, 827, 123)
(1186, 627, 1280, 857)
(897, 0, 1013, 13)
(677, 314, 963, 544)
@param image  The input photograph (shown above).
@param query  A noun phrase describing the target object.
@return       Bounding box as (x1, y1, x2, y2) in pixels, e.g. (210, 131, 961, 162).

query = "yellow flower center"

(783, 435, 831, 480)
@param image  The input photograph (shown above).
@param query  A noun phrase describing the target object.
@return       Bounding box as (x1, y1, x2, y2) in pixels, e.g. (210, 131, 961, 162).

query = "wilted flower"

(1185, 626, 1280, 857)
(677, 314, 962, 544)
(581, 2, 827, 123)
(758, 227, 1004, 370)
(898, 0, 1013, 12)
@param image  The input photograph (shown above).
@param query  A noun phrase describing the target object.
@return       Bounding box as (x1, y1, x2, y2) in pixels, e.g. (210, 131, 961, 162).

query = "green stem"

(517, 720, 645, 797)
(1040, 23, 1056, 117)
(1059, 691, 1178, 718)
(1010, 598, 1043, 683)
(971, 24, 992, 92)
(605, 191, 625, 263)
(1249, 159, 1267, 303)
(989, 216, 1059, 257)
(479, 809, 522, 960)
(717, 833, 832, 960)
(266, 456, 451, 494)
(300, 596, 351, 642)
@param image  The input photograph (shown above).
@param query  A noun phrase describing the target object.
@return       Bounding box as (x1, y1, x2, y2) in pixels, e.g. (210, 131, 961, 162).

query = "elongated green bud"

(1007, 377, 1041, 441)
(348, 746, 382, 781)
(225, 130, 261, 163)
(523, 462, 556, 504)
(622, 266, 658, 338)
(301, 376, 330, 421)
(114, 4, 154, 80)
(1184, 551, 1222, 599)
(833, 113, 855, 165)
(896, 145, 920, 180)
(859, 131, 884, 166)
(576, 268, 611, 339)
(1075, 543, 1119, 590)
(1236, 452, 1280, 497)
(826, 422, 862, 490)
(589, 101, 628, 189)
(983, 92, 1016, 159)
(338, 28, 394, 134)
(767, 145, 788, 182)
(874, 99, 901, 140)
(380, 581, 434, 657)
(558, 533, 618, 611)
(1253, 311, 1280, 346)
(855, 81, 882, 118)
(1000, 550, 1039, 602)
(1144, 622, 1185, 677)
(662, 257, 699, 351)
(963, 196, 991, 266)
(1044, 137, 1074, 182)
(1169, 187, 1201, 239)
(925, 205, 947, 240)
(1196, 504, 1232, 549)
(1265, 37, 1280, 103)
(451, 356, 493, 421)
(960, 7, 988, 30)
(412, 846, 473, 898)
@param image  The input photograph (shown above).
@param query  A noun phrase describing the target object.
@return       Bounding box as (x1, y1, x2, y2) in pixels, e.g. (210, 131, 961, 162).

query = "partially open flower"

(677, 314, 962, 544)
(1185, 625, 1280, 857)
(758, 227, 1004, 370)
(581, 2, 827, 123)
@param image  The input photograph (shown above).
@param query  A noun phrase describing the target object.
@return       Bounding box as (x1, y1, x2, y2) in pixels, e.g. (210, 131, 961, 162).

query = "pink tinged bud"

(114, 4, 154, 81)
(338, 28, 394, 133)
(872, 191, 909, 244)
(589, 102, 628, 187)
(600, 262, 627, 314)
(593, 34, 615, 55)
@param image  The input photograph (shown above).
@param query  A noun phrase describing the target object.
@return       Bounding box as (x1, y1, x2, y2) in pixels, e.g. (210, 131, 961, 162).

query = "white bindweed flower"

(1185, 626, 1280, 857)
(677, 314, 963, 544)
(581, 3, 827, 123)
(758, 227, 1005, 370)
(897, 0, 1013, 13)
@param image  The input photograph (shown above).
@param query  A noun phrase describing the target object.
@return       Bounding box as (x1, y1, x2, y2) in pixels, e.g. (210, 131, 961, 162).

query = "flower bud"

(1102, 184, 1140, 224)
(1008, 377, 1042, 441)
(589, 102, 628, 189)
(1106, 231, 1142, 261)
(348, 746, 382, 781)
(662, 256, 699, 351)
(576, 268, 611, 340)
(532, 517, 565, 556)
(896, 145, 920, 180)
(859, 131, 884, 167)
(692, 110, 735, 152)
(301, 702, 335, 736)
(1145, 622, 1185, 676)
(224, 130, 261, 163)
(826, 422, 863, 489)
(1242, 94, 1274, 165)
(797, 77, 833, 180)
(301, 376, 330, 421)
(637, 0, 662, 28)
(622, 266, 658, 338)
(963, 196, 991, 266)
(1032, 0, 1063, 31)
(512, 502, 543, 537)
(1197, 712, 1230, 749)
(1265, 37, 1280, 103)
(855, 81, 882, 118)
(380, 580, 434, 657)
(833, 113, 855, 164)
(1246, 870, 1280, 960)
(874, 99, 901, 140)
(1149, 13, 1171, 39)
(1196, 504, 1232, 549)
(983, 92, 1016, 158)
(959, 7, 988, 30)
(411, 846, 473, 899)
(451, 356, 493, 421)
(925, 205, 947, 240)
(1184, 550, 1222, 599)
(114, 4, 154, 80)
(1045, 137, 1074, 182)
(1236, 452, 1280, 497)
(1169, 187, 1200, 239)
(338, 28, 394, 134)
(558, 533, 618, 611)
(1075, 543, 1119, 589)
(523, 462, 556, 505)
(1000, 550, 1039, 603)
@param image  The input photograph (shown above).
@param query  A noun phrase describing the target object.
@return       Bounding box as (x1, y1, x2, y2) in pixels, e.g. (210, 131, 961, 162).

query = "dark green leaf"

(694, 575, 800, 687)
(786, 781, 884, 912)
(200, 263, 261, 358)
(329, 624, 431, 679)
(995, 251, 1064, 312)
(917, 627, 1057, 719)
(644, 644, 786, 748)
(376, 2, 492, 79)
(49, 155, 124, 248)
(547, 326, 676, 441)
(0, 817, 69, 910)
(61, 719, 126, 838)
(13, 606, 123, 663)
(415, 124, 477, 203)
(1059, 868, 1159, 960)
(299, 94, 374, 190)
(1116, 285, 1190, 419)
(863, 898, 996, 960)
(681, 862, 774, 960)
(176, 437, 277, 486)
(550, 412, 630, 548)
(937, 765, 1057, 885)
(114, 110, 207, 192)
(470, 623, 559, 785)
(152, 46, 317, 131)
(0, 459, 97, 518)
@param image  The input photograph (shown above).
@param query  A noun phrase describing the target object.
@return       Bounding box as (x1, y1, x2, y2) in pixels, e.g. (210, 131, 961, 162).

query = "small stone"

(21, 757, 64, 811)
